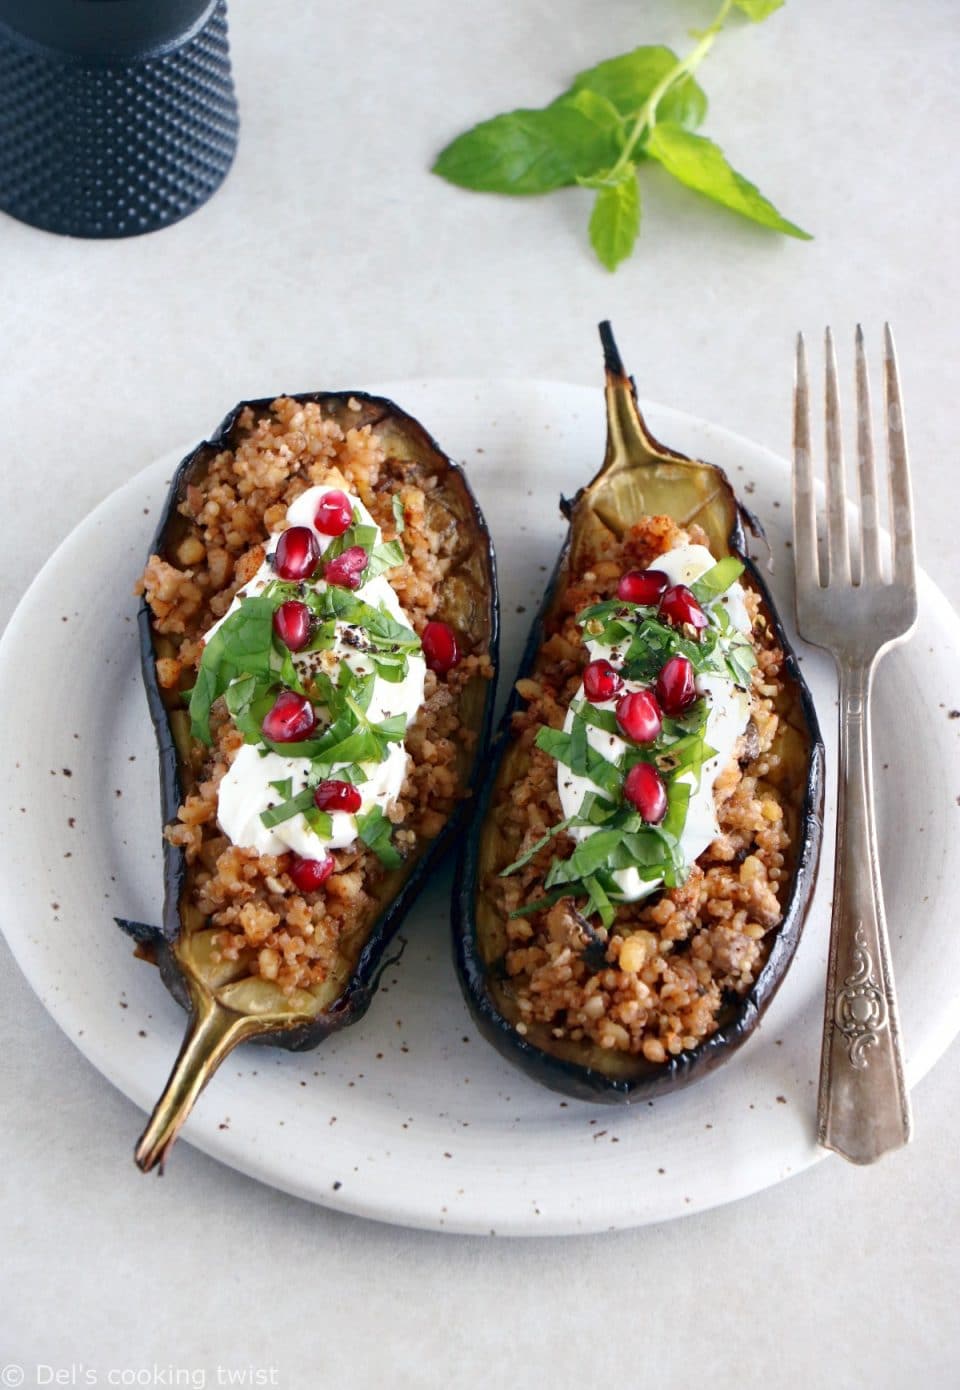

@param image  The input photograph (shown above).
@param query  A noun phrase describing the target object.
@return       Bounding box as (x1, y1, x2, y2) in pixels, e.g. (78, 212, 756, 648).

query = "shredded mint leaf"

(571, 699, 620, 737)
(302, 806, 335, 839)
(433, 101, 622, 196)
(508, 887, 572, 920)
(545, 829, 624, 888)
(364, 538, 406, 580)
(645, 124, 811, 239)
(582, 873, 616, 929)
(536, 725, 623, 798)
(268, 777, 293, 800)
(500, 817, 575, 878)
(662, 780, 692, 841)
(356, 805, 403, 869)
(588, 172, 641, 272)
(189, 595, 279, 745)
(391, 494, 406, 533)
(569, 45, 708, 131)
(726, 640, 758, 687)
(691, 556, 745, 603)
(260, 786, 318, 830)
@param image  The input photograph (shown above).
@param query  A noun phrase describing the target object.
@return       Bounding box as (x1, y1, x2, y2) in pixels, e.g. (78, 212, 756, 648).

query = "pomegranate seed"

(655, 655, 697, 715)
(623, 762, 668, 824)
(658, 584, 708, 634)
(583, 658, 623, 704)
(615, 689, 662, 744)
(288, 854, 335, 893)
(273, 526, 320, 581)
(324, 545, 368, 590)
(272, 600, 312, 652)
(314, 779, 362, 814)
(261, 689, 316, 743)
(314, 489, 354, 536)
(617, 568, 670, 605)
(422, 620, 460, 674)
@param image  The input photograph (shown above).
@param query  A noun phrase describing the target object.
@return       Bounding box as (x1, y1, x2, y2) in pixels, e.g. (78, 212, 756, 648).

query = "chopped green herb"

(356, 805, 403, 869)
(500, 817, 574, 877)
(690, 556, 745, 603)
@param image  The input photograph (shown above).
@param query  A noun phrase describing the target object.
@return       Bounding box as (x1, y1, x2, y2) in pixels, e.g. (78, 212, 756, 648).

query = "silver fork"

(792, 325, 917, 1164)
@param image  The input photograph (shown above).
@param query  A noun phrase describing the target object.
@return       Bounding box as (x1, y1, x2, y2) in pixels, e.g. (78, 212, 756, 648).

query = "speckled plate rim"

(2, 377, 960, 1237)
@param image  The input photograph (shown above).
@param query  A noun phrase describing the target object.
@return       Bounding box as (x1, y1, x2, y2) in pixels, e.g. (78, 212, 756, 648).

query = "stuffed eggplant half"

(456, 325, 823, 1102)
(128, 391, 497, 1169)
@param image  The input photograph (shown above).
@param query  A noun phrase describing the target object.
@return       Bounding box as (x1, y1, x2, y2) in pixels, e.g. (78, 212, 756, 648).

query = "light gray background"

(1, 1, 957, 1386)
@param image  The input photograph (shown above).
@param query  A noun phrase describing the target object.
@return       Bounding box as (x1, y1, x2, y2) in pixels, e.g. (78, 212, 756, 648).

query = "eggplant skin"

(125, 390, 499, 1054)
(453, 338, 824, 1104)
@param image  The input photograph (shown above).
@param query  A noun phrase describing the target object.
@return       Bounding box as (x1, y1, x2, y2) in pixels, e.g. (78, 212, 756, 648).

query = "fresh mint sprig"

(432, 0, 808, 270)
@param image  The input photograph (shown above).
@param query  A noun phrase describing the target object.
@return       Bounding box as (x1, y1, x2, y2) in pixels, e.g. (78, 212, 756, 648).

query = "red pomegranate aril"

(273, 526, 321, 581)
(623, 762, 668, 824)
(658, 583, 708, 634)
(583, 658, 623, 704)
(288, 853, 335, 893)
(422, 620, 459, 675)
(617, 568, 670, 605)
(324, 545, 368, 590)
(313, 779, 362, 814)
(314, 489, 354, 537)
(261, 689, 316, 743)
(272, 600, 312, 652)
(655, 655, 697, 715)
(615, 689, 662, 744)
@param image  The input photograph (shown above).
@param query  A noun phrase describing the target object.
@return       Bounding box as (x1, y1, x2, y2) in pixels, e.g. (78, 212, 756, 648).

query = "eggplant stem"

(135, 988, 259, 1174)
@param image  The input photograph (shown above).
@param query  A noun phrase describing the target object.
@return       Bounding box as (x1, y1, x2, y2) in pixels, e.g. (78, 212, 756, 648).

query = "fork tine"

(824, 328, 851, 584)
(792, 332, 820, 589)
(883, 324, 916, 590)
(855, 325, 882, 584)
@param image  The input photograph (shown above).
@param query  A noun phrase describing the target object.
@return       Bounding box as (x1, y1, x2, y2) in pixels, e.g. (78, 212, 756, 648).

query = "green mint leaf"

(545, 829, 624, 887)
(189, 595, 278, 745)
(391, 494, 406, 533)
(690, 556, 745, 602)
(364, 538, 406, 581)
(268, 777, 293, 800)
(302, 806, 335, 839)
(433, 102, 621, 196)
(373, 658, 407, 684)
(499, 817, 575, 878)
(260, 786, 317, 830)
(323, 521, 378, 564)
(508, 886, 573, 920)
(588, 172, 640, 271)
(561, 87, 625, 135)
(734, 0, 784, 20)
(569, 45, 708, 132)
(356, 805, 403, 869)
(646, 123, 812, 239)
(662, 780, 692, 841)
(581, 873, 616, 929)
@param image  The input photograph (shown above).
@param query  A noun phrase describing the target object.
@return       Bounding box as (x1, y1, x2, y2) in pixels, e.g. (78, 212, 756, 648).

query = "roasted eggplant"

(455, 325, 823, 1102)
(125, 391, 498, 1169)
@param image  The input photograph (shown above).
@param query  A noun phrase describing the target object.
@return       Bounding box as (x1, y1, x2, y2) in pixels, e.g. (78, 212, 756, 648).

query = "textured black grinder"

(0, 0, 238, 238)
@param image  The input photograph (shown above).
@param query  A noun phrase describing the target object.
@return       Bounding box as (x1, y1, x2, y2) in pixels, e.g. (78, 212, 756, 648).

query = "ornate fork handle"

(818, 656, 912, 1162)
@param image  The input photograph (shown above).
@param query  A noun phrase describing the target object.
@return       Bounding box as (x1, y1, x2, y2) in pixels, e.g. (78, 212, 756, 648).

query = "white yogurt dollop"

(209, 485, 426, 858)
(556, 544, 753, 903)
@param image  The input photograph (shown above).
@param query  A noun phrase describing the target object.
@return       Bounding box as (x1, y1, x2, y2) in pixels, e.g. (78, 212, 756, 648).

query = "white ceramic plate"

(2, 379, 959, 1237)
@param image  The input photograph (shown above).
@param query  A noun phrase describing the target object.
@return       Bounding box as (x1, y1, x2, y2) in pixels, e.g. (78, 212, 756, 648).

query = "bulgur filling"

(140, 397, 492, 999)
(490, 515, 789, 1063)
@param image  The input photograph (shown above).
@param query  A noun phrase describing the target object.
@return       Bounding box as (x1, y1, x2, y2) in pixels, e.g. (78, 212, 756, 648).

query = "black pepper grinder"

(0, 0, 238, 238)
